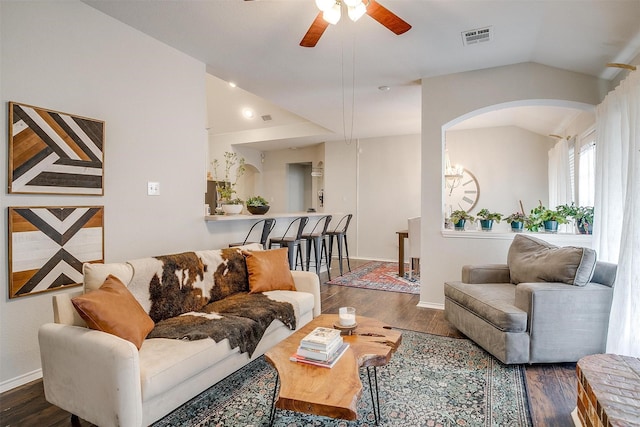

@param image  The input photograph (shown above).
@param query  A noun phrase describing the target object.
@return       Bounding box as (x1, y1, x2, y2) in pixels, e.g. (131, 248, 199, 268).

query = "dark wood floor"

(0, 259, 576, 427)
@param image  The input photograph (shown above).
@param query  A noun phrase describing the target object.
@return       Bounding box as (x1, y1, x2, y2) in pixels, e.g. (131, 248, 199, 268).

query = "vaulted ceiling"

(85, 0, 640, 150)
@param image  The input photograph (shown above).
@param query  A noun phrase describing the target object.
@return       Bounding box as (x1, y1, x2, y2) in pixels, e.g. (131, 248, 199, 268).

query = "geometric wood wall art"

(8, 102, 104, 195)
(8, 206, 104, 299)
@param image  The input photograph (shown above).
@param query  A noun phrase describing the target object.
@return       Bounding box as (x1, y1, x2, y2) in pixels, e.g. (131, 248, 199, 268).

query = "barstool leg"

(336, 235, 344, 276)
(286, 244, 295, 270)
(312, 237, 321, 274)
(305, 238, 312, 271)
(343, 233, 351, 272)
(328, 235, 334, 272)
(296, 243, 304, 270)
(322, 237, 331, 281)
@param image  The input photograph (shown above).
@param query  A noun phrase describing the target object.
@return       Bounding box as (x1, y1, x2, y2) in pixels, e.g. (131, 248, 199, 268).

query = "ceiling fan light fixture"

(343, 0, 361, 7)
(348, 2, 367, 21)
(323, 3, 341, 25)
(315, 0, 335, 12)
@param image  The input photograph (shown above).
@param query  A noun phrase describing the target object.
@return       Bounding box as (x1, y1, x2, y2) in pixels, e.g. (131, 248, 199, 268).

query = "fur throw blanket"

(148, 292, 296, 356)
(128, 249, 296, 356)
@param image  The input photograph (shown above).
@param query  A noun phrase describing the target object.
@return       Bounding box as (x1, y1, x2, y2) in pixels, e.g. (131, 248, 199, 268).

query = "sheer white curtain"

(548, 138, 572, 208)
(594, 69, 640, 357)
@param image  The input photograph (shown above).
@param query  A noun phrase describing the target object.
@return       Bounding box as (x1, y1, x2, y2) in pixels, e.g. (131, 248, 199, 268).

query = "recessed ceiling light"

(228, 81, 237, 88)
(242, 108, 255, 119)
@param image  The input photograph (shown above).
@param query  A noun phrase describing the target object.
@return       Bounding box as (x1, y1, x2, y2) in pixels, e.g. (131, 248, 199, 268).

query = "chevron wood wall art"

(8, 206, 104, 299)
(8, 102, 104, 195)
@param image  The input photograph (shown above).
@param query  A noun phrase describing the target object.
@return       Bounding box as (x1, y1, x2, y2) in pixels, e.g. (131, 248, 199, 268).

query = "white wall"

(355, 135, 421, 260)
(420, 62, 610, 308)
(0, 1, 250, 391)
(446, 126, 554, 231)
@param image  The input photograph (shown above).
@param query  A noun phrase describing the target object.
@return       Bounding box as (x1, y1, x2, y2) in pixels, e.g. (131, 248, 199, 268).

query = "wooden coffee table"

(264, 314, 402, 425)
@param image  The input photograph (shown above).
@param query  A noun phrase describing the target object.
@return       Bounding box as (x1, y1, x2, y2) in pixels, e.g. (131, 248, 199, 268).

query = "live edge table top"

(264, 314, 402, 421)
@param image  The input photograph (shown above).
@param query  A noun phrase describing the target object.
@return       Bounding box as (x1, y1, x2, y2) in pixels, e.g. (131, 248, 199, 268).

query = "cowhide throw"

(148, 292, 296, 356)
(207, 248, 250, 302)
(148, 252, 208, 322)
(127, 248, 253, 323)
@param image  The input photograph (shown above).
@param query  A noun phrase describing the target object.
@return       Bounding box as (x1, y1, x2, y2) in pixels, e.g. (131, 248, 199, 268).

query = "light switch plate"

(147, 181, 160, 196)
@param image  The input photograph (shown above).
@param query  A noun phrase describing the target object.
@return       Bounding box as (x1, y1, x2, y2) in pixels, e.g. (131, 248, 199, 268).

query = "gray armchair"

(444, 235, 616, 364)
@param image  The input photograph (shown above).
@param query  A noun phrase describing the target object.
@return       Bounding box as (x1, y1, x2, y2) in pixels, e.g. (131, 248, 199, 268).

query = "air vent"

(462, 26, 492, 46)
(261, 114, 272, 121)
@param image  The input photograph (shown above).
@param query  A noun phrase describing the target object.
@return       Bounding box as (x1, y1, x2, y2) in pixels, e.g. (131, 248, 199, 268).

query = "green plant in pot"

(246, 196, 270, 215)
(525, 204, 545, 232)
(505, 212, 527, 232)
(540, 208, 568, 233)
(476, 208, 503, 231)
(212, 151, 246, 214)
(450, 210, 475, 231)
(574, 206, 594, 234)
(555, 203, 594, 234)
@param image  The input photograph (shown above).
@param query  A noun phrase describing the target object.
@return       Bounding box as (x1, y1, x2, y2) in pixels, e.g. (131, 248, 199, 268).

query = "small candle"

(339, 307, 356, 326)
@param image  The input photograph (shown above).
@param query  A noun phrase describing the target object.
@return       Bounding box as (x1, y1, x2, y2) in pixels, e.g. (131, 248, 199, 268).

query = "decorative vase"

(510, 221, 524, 232)
(543, 220, 558, 233)
(454, 219, 466, 231)
(480, 219, 494, 231)
(222, 204, 243, 215)
(247, 205, 270, 215)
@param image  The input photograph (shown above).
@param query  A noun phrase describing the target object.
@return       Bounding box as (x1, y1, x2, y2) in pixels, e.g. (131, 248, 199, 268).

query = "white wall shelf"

(441, 230, 592, 246)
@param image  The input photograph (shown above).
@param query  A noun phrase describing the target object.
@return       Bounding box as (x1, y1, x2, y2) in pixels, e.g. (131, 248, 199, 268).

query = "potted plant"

(246, 196, 270, 215)
(533, 205, 568, 233)
(574, 206, 594, 234)
(505, 212, 527, 232)
(555, 203, 594, 234)
(524, 204, 567, 233)
(212, 151, 246, 214)
(476, 208, 503, 231)
(525, 204, 545, 232)
(450, 210, 475, 231)
(220, 197, 242, 214)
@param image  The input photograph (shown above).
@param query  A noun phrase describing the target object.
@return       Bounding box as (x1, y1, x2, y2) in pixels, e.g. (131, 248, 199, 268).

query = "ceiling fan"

(300, 0, 411, 48)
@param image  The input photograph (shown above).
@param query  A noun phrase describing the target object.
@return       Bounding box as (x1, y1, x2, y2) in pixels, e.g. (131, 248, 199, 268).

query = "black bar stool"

(229, 218, 276, 249)
(327, 214, 352, 276)
(301, 215, 332, 278)
(268, 216, 309, 270)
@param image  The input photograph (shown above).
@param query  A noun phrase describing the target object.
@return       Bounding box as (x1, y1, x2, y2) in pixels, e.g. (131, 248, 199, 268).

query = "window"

(576, 129, 596, 207)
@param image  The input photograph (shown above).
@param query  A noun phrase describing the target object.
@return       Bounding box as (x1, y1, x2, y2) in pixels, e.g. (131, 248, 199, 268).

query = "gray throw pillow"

(507, 234, 597, 286)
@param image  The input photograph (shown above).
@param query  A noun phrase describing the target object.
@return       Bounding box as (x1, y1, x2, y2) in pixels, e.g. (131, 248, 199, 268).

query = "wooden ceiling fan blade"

(300, 12, 329, 47)
(366, 0, 411, 35)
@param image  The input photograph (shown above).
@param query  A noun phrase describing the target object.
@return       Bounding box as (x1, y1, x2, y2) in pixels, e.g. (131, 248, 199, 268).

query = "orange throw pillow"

(71, 274, 154, 349)
(244, 248, 297, 293)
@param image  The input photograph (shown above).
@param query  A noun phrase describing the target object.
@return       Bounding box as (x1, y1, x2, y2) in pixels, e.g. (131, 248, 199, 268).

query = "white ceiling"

(85, 0, 640, 150)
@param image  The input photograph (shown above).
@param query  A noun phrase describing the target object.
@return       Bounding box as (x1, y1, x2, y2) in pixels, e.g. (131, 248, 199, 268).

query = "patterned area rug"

(326, 261, 420, 294)
(153, 330, 532, 427)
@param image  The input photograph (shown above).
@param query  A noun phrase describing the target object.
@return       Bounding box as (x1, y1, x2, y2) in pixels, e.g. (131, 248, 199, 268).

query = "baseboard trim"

(417, 301, 444, 310)
(0, 369, 42, 393)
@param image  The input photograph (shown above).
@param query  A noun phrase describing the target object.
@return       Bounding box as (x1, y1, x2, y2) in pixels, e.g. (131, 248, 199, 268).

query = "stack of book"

(290, 327, 349, 368)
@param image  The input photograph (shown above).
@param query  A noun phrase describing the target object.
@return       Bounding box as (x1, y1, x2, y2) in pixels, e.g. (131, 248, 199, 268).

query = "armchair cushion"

(71, 275, 155, 349)
(507, 234, 597, 286)
(444, 282, 527, 332)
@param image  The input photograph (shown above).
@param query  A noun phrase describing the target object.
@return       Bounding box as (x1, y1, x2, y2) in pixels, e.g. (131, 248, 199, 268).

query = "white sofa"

(38, 247, 321, 427)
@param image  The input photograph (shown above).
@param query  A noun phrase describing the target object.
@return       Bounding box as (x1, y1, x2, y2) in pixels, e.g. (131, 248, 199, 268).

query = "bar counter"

(205, 211, 332, 222)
